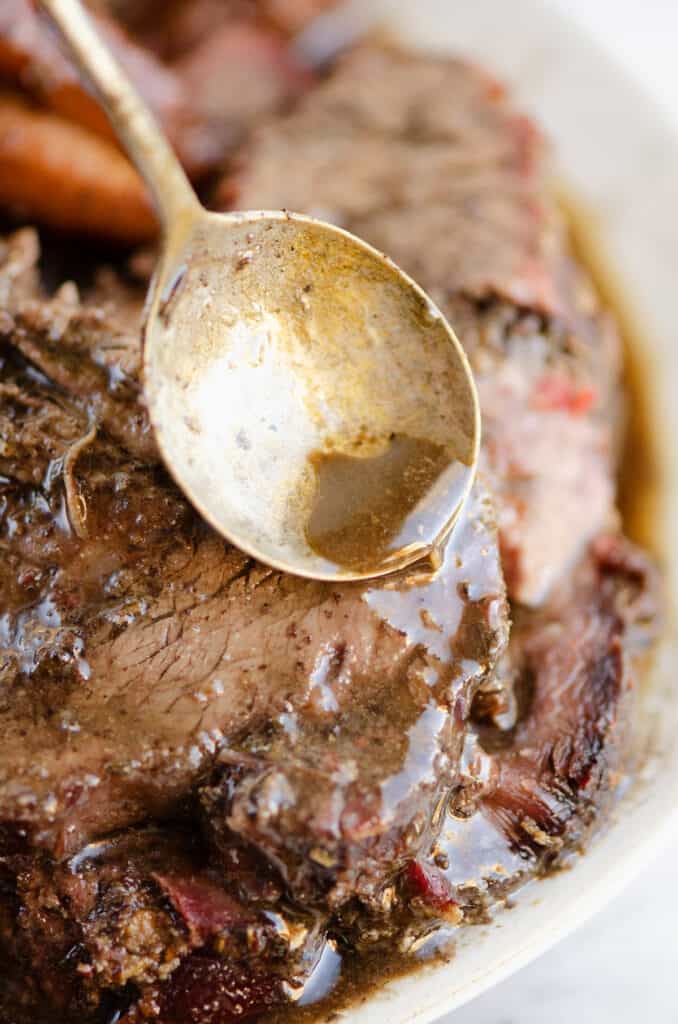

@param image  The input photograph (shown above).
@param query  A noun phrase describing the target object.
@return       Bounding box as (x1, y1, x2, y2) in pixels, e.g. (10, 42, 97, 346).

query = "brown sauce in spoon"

(305, 435, 468, 573)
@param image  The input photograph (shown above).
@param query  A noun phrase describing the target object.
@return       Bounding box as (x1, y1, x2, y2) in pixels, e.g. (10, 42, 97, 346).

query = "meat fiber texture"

(0, 45, 659, 1024)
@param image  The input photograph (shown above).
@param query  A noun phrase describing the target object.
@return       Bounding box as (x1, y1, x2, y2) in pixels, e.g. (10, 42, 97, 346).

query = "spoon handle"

(36, 0, 200, 233)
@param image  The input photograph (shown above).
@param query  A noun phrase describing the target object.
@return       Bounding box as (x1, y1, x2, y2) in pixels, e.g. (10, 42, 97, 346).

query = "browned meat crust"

(0, 243, 507, 862)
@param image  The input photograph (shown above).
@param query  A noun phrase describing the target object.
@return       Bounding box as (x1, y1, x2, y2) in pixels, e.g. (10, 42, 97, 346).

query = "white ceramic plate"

(300, 0, 678, 1020)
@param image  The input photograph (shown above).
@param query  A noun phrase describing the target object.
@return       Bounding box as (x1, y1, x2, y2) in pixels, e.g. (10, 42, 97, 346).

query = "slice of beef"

(220, 45, 622, 606)
(171, 21, 312, 170)
(402, 534, 658, 924)
(221, 46, 555, 310)
(481, 533, 657, 855)
(450, 294, 620, 606)
(0, 222, 507, 1018)
(0, 229, 508, 859)
(108, 0, 338, 55)
(200, 485, 507, 909)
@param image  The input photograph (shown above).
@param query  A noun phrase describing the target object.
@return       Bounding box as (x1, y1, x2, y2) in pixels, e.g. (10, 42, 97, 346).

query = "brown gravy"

(269, 200, 663, 1022)
(305, 436, 470, 573)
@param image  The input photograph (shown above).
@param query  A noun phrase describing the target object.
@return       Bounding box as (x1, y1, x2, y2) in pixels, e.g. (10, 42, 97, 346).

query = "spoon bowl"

(39, 0, 480, 581)
(145, 209, 479, 579)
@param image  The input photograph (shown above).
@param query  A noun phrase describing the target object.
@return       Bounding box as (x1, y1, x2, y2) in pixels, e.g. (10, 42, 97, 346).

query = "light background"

(444, 1, 678, 1021)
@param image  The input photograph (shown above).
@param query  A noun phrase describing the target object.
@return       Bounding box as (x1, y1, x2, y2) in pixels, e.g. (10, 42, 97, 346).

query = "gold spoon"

(38, 0, 480, 581)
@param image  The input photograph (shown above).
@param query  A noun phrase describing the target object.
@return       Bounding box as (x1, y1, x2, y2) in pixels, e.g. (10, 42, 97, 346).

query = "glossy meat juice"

(306, 435, 470, 571)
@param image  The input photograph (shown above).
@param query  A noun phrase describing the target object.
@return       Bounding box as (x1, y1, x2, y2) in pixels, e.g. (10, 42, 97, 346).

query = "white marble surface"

(444, 2, 678, 1020)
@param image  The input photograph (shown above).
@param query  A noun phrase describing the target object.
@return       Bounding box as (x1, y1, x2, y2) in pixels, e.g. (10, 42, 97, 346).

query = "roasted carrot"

(0, 0, 213, 178)
(0, 92, 157, 243)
